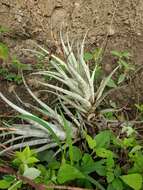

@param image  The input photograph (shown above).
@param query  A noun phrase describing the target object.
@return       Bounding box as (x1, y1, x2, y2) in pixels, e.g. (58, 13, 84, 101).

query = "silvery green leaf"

(39, 82, 91, 109)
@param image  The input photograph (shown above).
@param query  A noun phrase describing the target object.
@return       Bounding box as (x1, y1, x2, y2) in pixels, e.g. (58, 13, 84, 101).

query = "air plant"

(0, 32, 118, 155)
(32, 32, 119, 120)
(0, 86, 78, 155)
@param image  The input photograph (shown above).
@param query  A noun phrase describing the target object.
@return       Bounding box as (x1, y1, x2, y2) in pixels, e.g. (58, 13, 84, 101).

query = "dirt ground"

(0, 0, 143, 115)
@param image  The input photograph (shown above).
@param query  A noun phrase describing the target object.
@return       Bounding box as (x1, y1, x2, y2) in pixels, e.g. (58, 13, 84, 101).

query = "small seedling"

(0, 26, 9, 34)
(107, 50, 135, 88)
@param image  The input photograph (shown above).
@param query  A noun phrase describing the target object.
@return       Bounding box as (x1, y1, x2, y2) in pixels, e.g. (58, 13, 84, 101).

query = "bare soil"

(0, 0, 143, 116)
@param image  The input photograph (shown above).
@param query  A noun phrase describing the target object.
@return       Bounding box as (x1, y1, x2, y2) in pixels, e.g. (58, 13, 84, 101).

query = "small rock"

(107, 26, 115, 36)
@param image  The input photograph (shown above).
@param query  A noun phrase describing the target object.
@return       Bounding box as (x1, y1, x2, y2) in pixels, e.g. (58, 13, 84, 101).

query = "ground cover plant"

(0, 32, 143, 190)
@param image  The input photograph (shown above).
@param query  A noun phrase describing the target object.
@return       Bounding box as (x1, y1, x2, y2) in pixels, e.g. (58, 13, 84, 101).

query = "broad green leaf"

(86, 134, 96, 149)
(112, 178, 123, 190)
(37, 164, 48, 176)
(106, 156, 115, 169)
(0, 180, 11, 189)
(114, 165, 122, 177)
(94, 130, 111, 149)
(93, 160, 106, 176)
(38, 150, 60, 169)
(103, 111, 115, 120)
(122, 137, 136, 148)
(13, 146, 38, 166)
(23, 167, 41, 180)
(38, 150, 55, 162)
(27, 157, 39, 164)
(57, 163, 85, 183)
(81, 153, 95, 174)
(107, 184, 115, 190)
(106, 156, 115, 182)
(23, 146, 33, 158)
(81, 154, 106, 175)
(72, 146, 82, 162)
(48, 160, 60, 170)
(96, 148, 113, 158)
(3, 176, 15, 182)
(128, 153, 143, 173)
(120, 174, 142, 190)
(84, 52, 93, 61)
(107, 171, 114, 183)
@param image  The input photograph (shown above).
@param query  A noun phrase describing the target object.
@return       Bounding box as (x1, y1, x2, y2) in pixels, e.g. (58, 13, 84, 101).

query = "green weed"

(1, 129, 143, 189)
